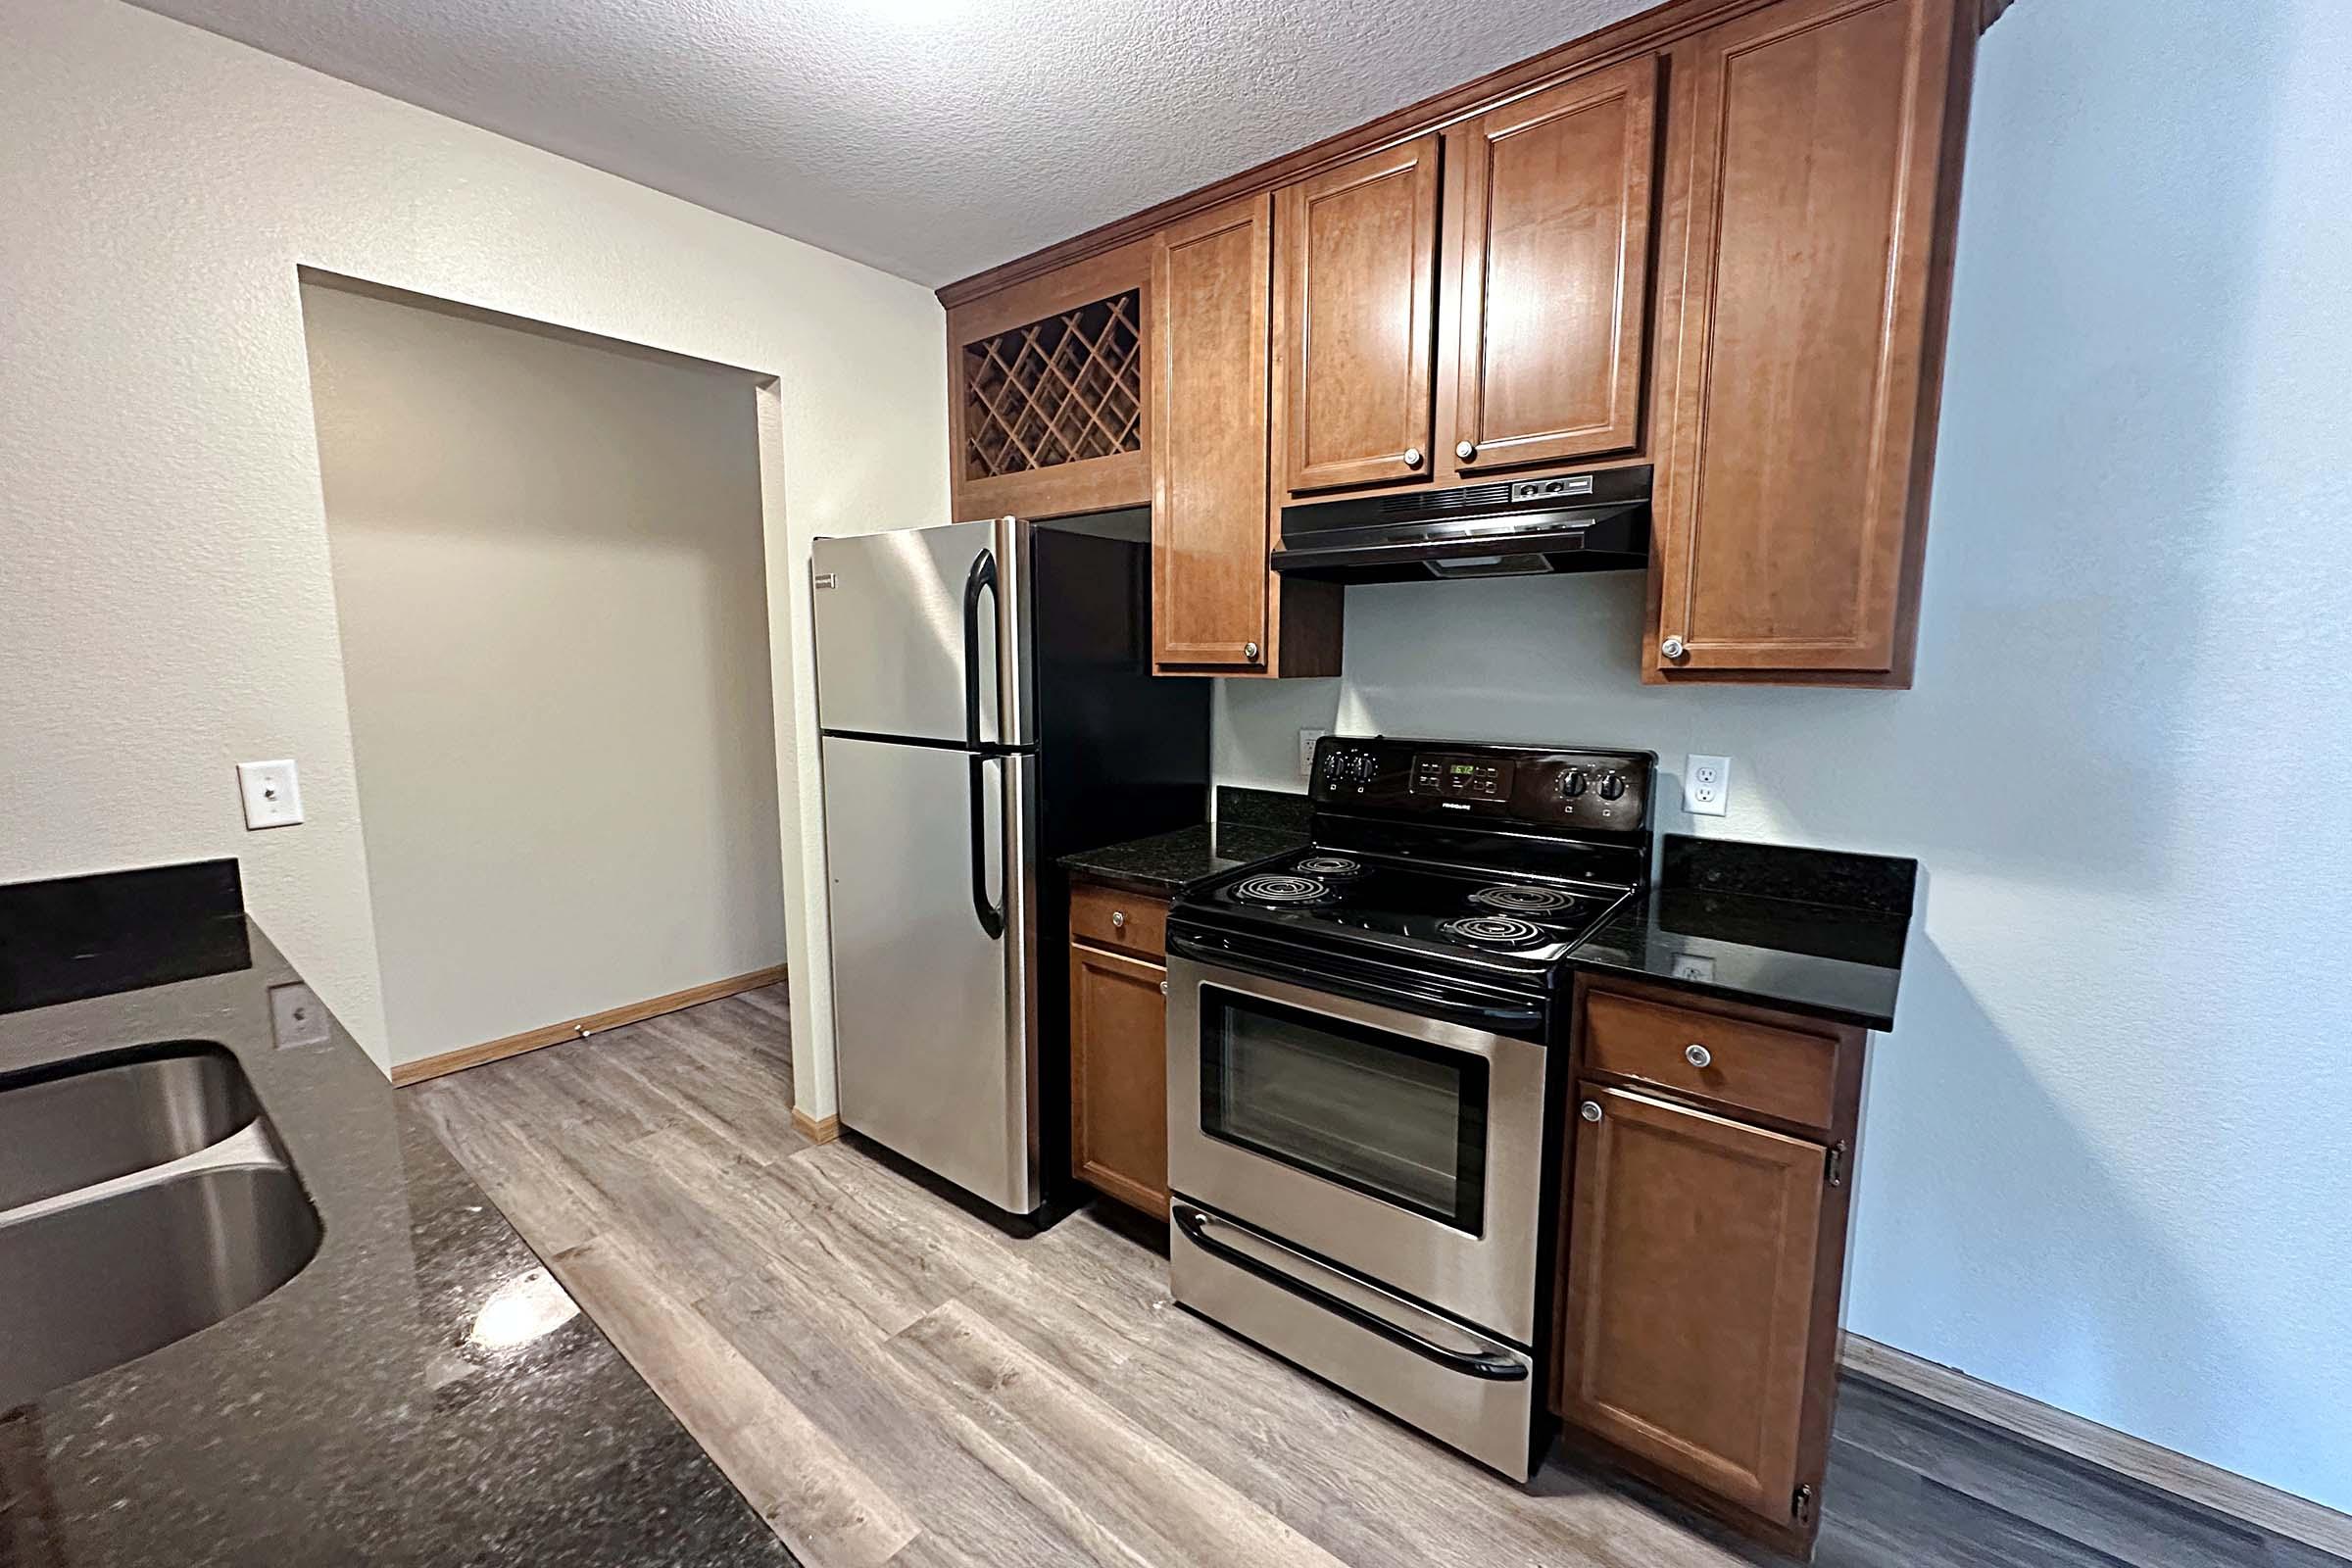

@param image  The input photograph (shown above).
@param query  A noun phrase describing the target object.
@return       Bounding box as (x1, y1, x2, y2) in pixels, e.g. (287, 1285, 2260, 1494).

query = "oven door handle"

(1166, 928, 1544, 1033)
(1173, 1204, 1529, 1383)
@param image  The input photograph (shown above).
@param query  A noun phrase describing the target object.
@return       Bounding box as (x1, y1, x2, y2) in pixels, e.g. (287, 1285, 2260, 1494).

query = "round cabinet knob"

(1660, 635, 1687, 661)
(1243, 641, 1261, 662)
(1110, 910, 1126, 930)
(1685, 1043, 1713, 1069)
(1159, 980, 1169, 997)
(1580, 1101, 1604, 1124)
(1455, 441, 1477, 461)
(1401, 447, 1425, 469)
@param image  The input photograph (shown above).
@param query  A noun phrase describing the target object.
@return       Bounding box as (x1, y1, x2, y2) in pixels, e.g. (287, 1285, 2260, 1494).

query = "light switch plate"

(1298, 728, 1328, 780)
(269, 982, 331, 1048)
(1684, 755, 1731, 816)
(238, 760, 304, 829)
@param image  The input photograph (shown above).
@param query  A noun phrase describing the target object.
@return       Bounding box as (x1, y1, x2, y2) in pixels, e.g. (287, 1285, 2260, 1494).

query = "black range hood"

(1270, 466, 1649, 584)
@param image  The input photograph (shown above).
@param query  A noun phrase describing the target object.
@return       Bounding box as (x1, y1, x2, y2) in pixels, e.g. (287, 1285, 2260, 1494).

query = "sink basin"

(0, 1043, 257, 1211)
(0, 1162, 321, 1408)
(0, 1043, 320, 1408)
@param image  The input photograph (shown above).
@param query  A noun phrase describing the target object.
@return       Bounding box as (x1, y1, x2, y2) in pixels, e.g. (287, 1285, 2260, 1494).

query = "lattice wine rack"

(961, 290, 1143, 481)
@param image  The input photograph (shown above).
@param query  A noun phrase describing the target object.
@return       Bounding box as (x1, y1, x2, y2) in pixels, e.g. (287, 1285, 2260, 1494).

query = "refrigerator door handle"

(967, 753, 1005, 940)
(961, 548, 999, 749)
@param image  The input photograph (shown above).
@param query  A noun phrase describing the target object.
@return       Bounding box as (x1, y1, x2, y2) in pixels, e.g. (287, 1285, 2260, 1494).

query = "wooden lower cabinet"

(1555, 976, 1866, 1558)
(1067, 884, 1172, 1217)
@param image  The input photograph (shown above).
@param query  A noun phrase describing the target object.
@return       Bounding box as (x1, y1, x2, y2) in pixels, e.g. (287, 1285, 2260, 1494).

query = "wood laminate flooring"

(412, 988, 2342, 1568)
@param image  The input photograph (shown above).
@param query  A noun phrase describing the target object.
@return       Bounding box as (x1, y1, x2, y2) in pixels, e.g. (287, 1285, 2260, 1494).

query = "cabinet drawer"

(1579, 987, 1837, 1133)
(1069, 882, 1168, 958)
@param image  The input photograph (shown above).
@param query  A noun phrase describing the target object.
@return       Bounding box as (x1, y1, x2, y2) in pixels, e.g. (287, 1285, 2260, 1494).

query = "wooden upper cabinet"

(1648, 0, 1974, 685)
(1152, 194, 1273, 670)
(1444, 56, 1659, 478)
(1558, 1083, 1827, 1531)
(1274, 134, 1443, 496)
(948, 242, 1151, 522)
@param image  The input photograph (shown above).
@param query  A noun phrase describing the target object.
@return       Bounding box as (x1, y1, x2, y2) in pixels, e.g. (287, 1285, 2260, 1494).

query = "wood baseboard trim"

(1840, 1333, 2352, 1557)
(391, 965, 788, 1087)
(790, 1107, 841, 1145)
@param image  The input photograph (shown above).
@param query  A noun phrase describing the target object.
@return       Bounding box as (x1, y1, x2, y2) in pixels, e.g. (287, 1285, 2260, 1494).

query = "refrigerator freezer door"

(821, 733, 1040, 1213)
(810, 519, 1033, 747)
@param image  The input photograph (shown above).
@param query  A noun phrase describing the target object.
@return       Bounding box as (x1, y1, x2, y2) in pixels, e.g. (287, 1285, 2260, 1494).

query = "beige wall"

(0, 0, 949, 1079)
(301, 280, 784, 1067)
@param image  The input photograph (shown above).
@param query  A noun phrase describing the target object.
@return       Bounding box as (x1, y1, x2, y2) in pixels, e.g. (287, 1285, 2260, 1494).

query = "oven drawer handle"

(1166, 930, 1544, 1032)
(1172, 1204, 1529, 1384)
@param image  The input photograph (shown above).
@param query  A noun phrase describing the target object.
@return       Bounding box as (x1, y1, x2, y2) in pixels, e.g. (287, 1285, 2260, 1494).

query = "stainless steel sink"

(0, 1046, 320, 1409)
(0, 1043, 258, 1211)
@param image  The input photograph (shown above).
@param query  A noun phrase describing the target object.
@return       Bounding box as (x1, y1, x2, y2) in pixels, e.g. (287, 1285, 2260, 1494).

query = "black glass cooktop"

(1187, 849, 1635, 974)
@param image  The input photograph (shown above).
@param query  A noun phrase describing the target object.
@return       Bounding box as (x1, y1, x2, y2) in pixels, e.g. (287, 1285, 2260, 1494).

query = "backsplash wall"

(1213, 0, 2352, 1510)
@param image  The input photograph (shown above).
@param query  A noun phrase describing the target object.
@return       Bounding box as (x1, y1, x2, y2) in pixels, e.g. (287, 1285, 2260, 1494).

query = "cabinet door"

(1558, 1084, 1825, 1526)
(1649, 0, 1971, 682)
(1069, 942, 1170, 1217)
(1274, 133, 1442, 495)
(1446, 56, 1658, 476)
(1152, 194, 1273, 670)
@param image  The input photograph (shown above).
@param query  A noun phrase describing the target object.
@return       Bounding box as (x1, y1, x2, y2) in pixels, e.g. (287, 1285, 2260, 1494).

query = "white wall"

(301, 279, 785, 1066)
(1215, 0, 2352, 1510)
(0, 0, 949, 1085)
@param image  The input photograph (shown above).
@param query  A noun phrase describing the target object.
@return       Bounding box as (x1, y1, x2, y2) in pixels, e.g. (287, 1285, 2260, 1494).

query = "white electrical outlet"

(1684, 754, 1732, 816)
(1298, 728, 1328, 780)
(237, 759, 304, 829)
(269, 982, 331, 1049)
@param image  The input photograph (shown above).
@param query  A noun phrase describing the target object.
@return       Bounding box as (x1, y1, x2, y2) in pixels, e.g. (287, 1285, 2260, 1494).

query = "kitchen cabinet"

(1271, 64, 1661, 502)
(1646, 0, 1976, 686)
(1554, 975, 1867, 1559)
(1441, 56, 1659, 478)
(1151, 194, 1343, 676)
(940, 0, 1989, 693)
(947, 241, 1152, 522)
(1273, 134, 1443, 497)
(1067, 880, 1171, 1217)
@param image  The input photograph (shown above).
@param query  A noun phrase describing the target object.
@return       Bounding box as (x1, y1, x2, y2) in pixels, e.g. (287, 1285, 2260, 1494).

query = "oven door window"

(1199, 987, 1489, 1233)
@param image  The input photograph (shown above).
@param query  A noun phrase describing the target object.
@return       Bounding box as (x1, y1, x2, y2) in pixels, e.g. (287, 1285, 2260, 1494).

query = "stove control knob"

(1597, 771, 1627, 802)
(1558, 768, 1589, 800)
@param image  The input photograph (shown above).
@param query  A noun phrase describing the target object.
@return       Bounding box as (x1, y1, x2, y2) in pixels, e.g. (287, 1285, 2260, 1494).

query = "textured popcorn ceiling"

(125, 0, 1651, 285)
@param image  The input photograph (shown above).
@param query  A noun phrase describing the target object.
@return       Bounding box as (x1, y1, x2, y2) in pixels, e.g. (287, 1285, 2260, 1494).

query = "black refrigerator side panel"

(1029, 520, 1211, 1208)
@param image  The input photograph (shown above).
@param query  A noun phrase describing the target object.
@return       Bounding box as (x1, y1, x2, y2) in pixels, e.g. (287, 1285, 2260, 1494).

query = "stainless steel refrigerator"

(810, 514, 1208, 1219)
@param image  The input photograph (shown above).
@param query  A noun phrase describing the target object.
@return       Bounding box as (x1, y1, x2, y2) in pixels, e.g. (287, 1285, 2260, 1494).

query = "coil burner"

(1469, 884, 1574, 914)
(1437, 915, 1548, 947)
(1232, 874, 1334, 906)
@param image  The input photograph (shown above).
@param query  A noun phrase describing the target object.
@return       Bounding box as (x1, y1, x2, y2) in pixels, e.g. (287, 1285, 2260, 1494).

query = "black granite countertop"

(0, 864, 792, 1566)
(1056, 787, 1311, 898)
(1572, 835, 1916, 1030)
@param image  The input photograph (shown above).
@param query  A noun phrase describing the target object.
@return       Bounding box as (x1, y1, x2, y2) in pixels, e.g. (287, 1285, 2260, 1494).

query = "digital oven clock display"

(1411, 755, 1514, 799)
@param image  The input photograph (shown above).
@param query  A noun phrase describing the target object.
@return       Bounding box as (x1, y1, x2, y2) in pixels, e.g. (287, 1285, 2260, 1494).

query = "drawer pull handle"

(1110, 910, 1126, 930)
(1684, 1043, 1713, 1069)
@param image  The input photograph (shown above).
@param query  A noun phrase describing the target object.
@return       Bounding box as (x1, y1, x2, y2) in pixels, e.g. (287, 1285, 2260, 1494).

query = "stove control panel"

(1410, 755, 1516, 800)
(1314, 736, 1654, 838)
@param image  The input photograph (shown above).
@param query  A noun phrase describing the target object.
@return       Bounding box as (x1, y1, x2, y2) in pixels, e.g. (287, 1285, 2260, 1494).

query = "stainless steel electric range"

(1165, 735, 1655, 1480)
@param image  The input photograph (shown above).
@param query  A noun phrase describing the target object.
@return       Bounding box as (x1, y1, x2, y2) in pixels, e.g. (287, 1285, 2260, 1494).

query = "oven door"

(1165, 955, 1548, 1344)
